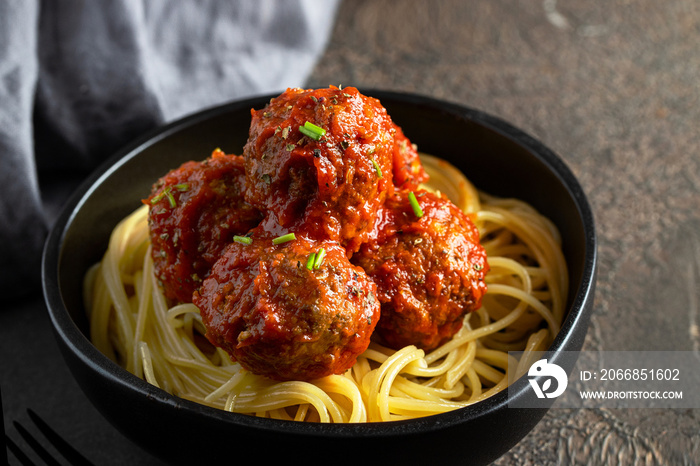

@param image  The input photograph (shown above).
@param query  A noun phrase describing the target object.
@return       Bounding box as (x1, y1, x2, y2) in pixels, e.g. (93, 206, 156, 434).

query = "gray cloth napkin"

(0, 0, 339, 298)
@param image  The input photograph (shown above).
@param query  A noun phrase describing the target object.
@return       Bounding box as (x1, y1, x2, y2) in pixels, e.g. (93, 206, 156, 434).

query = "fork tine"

(1, 385, 8, 466)
(5, 433, 38, 466)
(26, 410, 95, 466)
(13, 420, 62, 466)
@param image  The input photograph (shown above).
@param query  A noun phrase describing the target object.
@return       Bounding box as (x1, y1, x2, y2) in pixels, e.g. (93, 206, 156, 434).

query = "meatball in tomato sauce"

(352, 190, 488, 351)
(392, 125, 428, 190)
(243, 86, 415, 253)
(145, 149, 262, 304)
(193, 236, 380, 381)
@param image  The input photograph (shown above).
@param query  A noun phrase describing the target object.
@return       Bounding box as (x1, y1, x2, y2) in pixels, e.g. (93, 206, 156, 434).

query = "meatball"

(392, 125, 428, 190)
(145, 149, 263, 303)
(193, 236, 380, 381)
(243, 86, 403, 253)
(352, 190, 488, 351)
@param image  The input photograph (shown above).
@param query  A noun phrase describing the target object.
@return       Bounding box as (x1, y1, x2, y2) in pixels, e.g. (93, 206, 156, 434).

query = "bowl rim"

(42, 89, 597, 438)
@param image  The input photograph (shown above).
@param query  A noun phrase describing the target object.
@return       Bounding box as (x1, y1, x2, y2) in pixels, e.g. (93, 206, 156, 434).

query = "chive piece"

(313, 248, 326, 269)
(233, 235, 253, 245)
(272, 233, 296, 245)
(150, 186, 168, 204)
(165, 190, 177, 208)
(306, 252, 317, 270)
(174, 183, 189, 192)
(299, 121, 326, 141)
(371, 159, 383, 179)
(150, 191, 166, 204)
(408, 191, 423, 218)
(151, 186, 177, 208)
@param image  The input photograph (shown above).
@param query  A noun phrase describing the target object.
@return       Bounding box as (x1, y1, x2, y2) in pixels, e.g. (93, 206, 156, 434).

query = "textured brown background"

(307, 0, 700, 463)
(2, 1, 698, 464)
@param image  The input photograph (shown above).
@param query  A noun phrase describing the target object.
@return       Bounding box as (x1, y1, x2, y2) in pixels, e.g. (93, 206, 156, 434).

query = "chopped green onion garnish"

(174, 183, 189, 192)
(408, 191, 423, 218)
(306, 252, 316, 270)
(371, 159, 383, 179)
(272, 233, 296, 245)
(233, 235, 252, 245)
(299, 121, 326, 141)
(150, 188, 167, 204)
(313, 248, 326, 269)
(151, 186, 177, 208)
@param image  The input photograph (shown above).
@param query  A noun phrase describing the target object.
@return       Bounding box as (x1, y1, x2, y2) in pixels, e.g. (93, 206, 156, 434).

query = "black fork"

(2, 386, 94, 466)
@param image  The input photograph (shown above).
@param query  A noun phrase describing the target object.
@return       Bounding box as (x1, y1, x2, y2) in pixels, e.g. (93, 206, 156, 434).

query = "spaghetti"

(84, 153, 567, 423)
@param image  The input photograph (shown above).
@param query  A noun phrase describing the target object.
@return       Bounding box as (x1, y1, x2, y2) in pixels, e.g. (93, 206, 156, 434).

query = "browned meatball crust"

(243, 86, 405, 253)
(352, 190, 489, 350)
(145, 149, 262, 303)
(193, 235, 380, 381)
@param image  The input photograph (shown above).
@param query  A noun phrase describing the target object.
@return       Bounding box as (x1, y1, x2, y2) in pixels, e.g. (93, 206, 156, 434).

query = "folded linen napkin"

(0, 0, 340, 298)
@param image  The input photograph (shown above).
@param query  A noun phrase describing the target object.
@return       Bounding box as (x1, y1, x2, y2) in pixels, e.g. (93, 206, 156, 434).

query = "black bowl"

(42, 90, 597, 465)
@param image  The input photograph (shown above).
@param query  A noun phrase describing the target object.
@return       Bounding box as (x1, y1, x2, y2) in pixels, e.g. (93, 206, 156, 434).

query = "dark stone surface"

(308, 0, 700, 463)
(2, 1, 699, 464)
